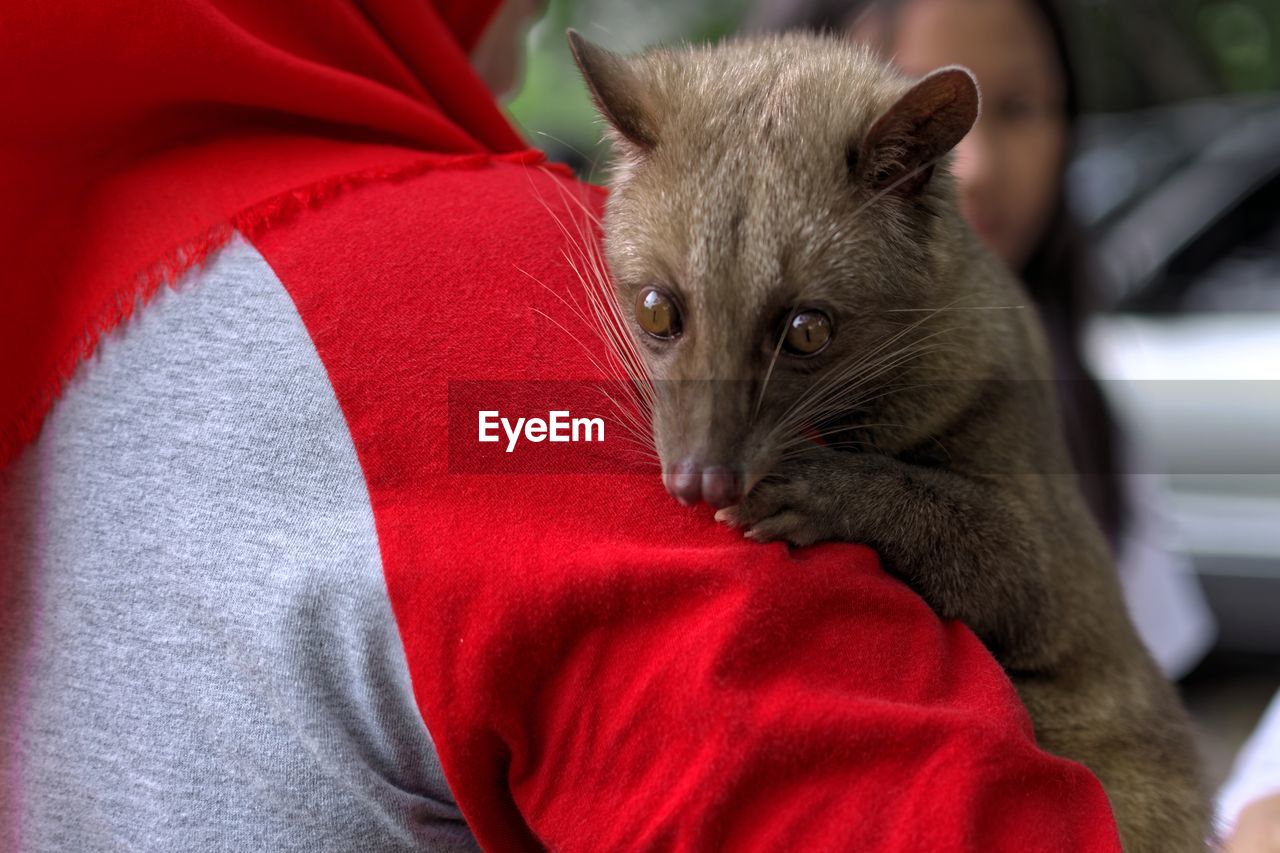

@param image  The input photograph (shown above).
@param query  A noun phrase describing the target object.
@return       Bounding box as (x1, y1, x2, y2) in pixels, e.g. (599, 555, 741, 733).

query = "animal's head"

(570, 32, 1007, 507)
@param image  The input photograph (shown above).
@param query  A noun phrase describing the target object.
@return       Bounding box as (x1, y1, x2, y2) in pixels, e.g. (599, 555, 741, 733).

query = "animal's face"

(569, 33, 983, 506)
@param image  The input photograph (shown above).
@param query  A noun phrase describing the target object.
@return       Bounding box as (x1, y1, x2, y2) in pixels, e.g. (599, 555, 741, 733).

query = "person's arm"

(252, 161, 1125, 851)
(1220, 690, 1280, 851)
(449, 530, 1126, 852)
(1226, 795, 1280, 853)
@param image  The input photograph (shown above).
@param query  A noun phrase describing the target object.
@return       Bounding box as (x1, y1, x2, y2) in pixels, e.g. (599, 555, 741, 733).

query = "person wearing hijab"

(1, 2, 1124, 849)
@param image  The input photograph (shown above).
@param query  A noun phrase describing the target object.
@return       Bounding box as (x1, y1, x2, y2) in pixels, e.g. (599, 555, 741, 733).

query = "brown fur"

(570, 31, 1210, 851)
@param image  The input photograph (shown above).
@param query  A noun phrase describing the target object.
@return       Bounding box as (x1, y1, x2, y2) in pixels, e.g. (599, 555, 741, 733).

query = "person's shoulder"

(250, 154, 603, 297)
(371, 154, 600, 228)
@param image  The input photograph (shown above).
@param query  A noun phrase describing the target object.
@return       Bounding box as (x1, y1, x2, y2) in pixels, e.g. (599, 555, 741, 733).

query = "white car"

(1075, 96, 1280, 653)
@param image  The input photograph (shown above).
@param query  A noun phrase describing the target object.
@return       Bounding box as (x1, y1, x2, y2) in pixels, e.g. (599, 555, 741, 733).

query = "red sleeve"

(253, 159, 1122, 852)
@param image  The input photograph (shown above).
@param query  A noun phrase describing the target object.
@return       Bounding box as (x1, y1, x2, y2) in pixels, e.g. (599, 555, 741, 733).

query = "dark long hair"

(746, 0, 1129, 547)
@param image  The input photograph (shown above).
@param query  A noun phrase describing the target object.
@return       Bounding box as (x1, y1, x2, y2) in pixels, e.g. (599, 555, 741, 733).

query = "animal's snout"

(664, 458, 742, 508)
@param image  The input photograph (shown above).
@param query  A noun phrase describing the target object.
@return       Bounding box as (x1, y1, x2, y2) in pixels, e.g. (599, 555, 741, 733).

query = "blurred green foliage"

(507, 0, 752, 177)
(507, 0, 1280, 174)
(1065, 0, 1280, 111)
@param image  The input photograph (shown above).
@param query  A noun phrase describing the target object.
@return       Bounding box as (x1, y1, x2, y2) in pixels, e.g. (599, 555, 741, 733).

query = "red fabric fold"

(0, 0, 521, 464)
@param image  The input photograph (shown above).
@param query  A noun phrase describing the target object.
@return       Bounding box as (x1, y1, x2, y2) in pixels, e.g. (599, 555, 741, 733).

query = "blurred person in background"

(750, 0, 1280, 846)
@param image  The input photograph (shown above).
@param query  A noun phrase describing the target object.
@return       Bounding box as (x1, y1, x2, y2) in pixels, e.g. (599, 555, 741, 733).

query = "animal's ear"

(567, 29, 657, 149)
(853, 67, 979, 196)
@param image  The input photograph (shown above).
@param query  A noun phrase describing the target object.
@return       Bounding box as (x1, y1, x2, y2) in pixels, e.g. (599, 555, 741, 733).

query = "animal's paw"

(715, 446, 851, 547)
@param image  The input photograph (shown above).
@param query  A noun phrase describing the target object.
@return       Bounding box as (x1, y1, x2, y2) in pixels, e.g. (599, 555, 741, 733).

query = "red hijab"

(0, 0, 533, 464)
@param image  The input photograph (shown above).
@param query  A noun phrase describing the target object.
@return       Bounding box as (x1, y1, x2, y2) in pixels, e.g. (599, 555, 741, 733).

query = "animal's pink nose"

(701, 465, 741, 508)
(665, 458, 741, 508)
(667, 457, 702, 505)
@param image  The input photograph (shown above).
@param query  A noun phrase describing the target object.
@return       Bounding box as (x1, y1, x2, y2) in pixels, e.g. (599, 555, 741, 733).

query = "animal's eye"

(783, 310, 833, 356)
(636, 288, 682, 339)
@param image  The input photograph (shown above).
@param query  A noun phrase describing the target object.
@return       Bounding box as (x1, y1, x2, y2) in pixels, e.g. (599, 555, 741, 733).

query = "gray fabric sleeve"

(0, 234, 479, 852)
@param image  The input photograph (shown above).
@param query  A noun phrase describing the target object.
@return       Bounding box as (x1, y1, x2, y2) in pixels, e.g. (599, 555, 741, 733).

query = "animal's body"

(569, 31, 1208, 851)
